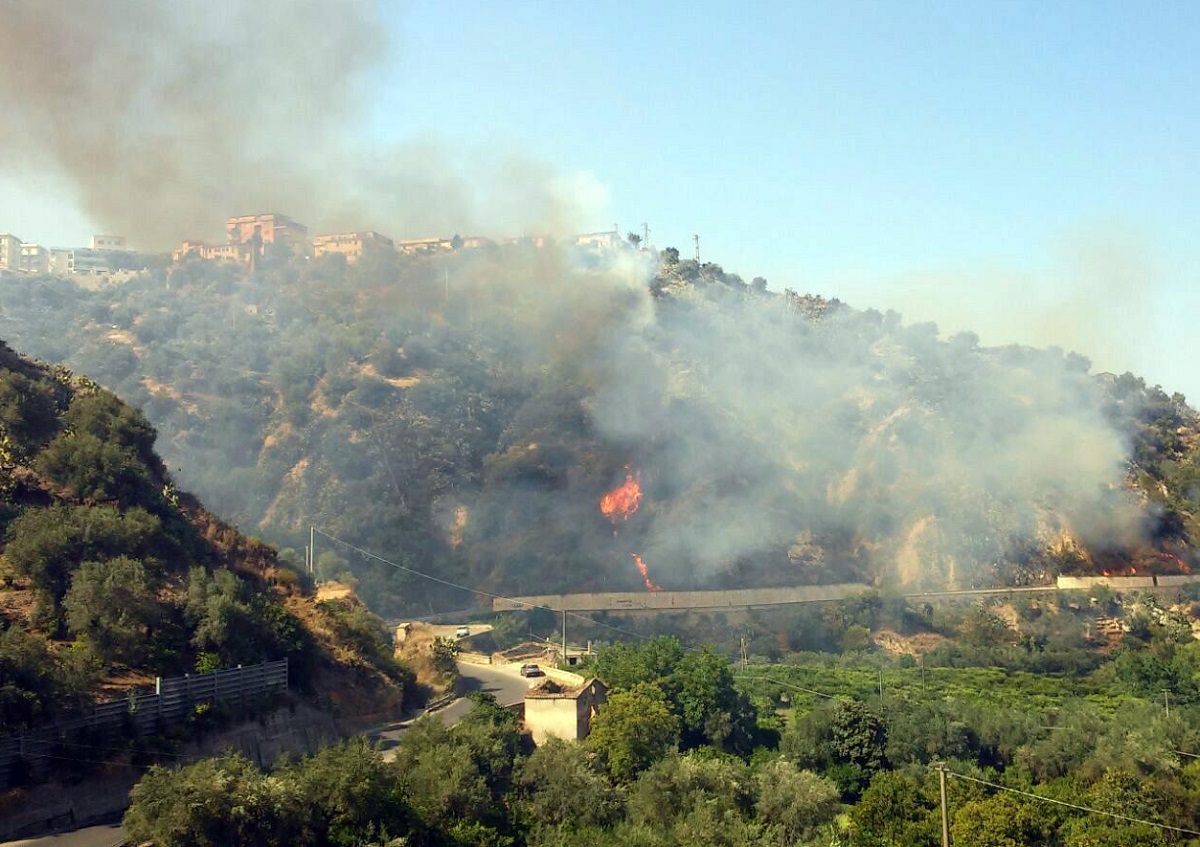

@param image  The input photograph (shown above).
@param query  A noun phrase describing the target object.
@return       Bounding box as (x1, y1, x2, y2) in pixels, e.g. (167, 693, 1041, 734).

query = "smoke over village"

(0, 1, 1195, 613)
(8, 6, 1200, 843)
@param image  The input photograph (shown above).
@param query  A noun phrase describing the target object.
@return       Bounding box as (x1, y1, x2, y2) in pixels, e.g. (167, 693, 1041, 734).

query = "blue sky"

(4, 0, 1199, 399)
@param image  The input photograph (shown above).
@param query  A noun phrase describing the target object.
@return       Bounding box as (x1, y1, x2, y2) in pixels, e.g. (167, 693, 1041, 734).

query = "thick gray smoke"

(466, 252, 1144, 590)
(0, 1, 598, 248)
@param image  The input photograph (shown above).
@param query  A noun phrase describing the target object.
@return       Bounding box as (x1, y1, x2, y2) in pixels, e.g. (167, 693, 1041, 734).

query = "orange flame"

(600, 468, 643, 523)
(1160, 552, 1191, 573)
(631, 553, 662, 592)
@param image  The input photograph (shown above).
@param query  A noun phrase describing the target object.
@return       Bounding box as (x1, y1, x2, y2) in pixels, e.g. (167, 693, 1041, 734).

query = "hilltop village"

(0, 213, 636, 280)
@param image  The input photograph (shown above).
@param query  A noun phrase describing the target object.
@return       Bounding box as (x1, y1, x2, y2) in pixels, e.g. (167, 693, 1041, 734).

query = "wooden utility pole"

(938, 763, 951, 846)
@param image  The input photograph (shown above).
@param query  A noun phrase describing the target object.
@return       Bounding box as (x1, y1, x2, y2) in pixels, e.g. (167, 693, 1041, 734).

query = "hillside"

(0, 338, 410, 734)
(0, 245, 1197, 617)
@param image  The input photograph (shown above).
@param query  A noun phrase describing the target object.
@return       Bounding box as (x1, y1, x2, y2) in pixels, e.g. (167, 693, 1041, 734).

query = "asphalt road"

(3, 660, 536, 847)
(370, 660, 541, 759)
(1, 825, 123, 847)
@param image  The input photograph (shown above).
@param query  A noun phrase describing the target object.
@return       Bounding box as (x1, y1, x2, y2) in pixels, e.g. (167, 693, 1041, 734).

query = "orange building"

(225, 213, 308, 255)
(312, 230, 394, 263)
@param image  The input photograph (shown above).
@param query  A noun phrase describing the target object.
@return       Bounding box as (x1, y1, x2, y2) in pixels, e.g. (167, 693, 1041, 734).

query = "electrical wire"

(314, 528, 657, 645)
(23, 751, 156, 771)
(20, 737, 185, 759)
(314, 528, 853, 705)
(944, 768, 1200, 837)
(732, 674, 844, 700)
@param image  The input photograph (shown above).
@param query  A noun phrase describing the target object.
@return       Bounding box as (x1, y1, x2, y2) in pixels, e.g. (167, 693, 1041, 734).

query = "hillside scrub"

(0, 339, 412, 736)
(0, 248, 1197, 619)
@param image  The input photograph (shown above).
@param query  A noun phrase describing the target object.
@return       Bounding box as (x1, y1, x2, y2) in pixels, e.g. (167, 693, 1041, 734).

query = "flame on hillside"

(632, 553, 662, 592)
(600, 467, 642, 523)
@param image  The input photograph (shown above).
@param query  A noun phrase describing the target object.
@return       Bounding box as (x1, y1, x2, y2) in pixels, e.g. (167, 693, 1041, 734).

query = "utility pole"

(309, 525, 316, 576)
(937, 763, 951, 846)
(561, 609, 567, 664)
(693, 233, 700, 262)
(1165, 689, 1171, 718)
(642, 222, 649, 246)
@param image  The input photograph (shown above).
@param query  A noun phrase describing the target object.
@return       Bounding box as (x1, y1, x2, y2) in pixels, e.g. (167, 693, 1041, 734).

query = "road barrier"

(0, 659, 288, 788)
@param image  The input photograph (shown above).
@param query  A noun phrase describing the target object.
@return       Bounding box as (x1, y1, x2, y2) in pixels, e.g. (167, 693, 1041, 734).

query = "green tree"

(516, 736, 623, 831)
(124, 754, 311, 847)
(4, 503, 167, 627)
(64, 556, 162, 665)
(0, 371, 60, 455)
(852, 770, 937, 847)
(0, 626, 95, 732)
(753, 758, 839, 845)
(35, 431, 154, 504)
(390, 715, 504, 844)
(672, 646, 738, 744)
(587, 682, 681, 782)
(951, 793, 1051, 847)
(591, 635, 684, 691)
(289, 739, 412, 846)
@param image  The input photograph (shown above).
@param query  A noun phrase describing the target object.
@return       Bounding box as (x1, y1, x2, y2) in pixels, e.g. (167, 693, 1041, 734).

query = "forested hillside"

(1, 245, 1197, 616)
(0, 339, 410, 733)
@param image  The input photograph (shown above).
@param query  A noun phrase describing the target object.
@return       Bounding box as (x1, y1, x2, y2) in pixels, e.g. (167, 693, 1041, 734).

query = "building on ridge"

(573, 228, 622, 250)
(0, 234, 21, 272)
(225, 213, 308, 256)
(396, 237, 454, 256)
(90, 235, 126, 251)
(19, 243, 49, 274)
(312, 230, 394, 263)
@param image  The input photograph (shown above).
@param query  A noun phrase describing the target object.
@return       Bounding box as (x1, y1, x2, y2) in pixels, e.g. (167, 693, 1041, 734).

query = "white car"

(455, 625, 470, 638)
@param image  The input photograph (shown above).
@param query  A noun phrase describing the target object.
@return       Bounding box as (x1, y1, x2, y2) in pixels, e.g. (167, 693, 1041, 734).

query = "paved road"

(4, 660, 536, 847)
(369, 661, 540, 759)
(2, 824, 123, 847)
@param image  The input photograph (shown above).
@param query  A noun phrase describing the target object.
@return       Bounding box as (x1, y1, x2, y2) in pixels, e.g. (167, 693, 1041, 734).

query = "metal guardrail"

(0, 659, 288, 788)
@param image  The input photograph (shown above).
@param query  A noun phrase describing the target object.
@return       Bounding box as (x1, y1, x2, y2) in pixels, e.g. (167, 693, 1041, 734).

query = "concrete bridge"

(491, 574, 1200, 614)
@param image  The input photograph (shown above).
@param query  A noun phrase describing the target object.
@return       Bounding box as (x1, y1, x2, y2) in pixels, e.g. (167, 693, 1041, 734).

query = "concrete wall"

(525, 697, 582, 746)
(1056, 575, 1200, 590)
(493, 583, 871, 613)
(0, 698, 340, 840)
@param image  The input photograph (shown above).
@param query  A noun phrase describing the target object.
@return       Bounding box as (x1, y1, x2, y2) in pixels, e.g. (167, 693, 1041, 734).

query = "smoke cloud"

(460, 251, 1145, 590)
(0, 1, 604, 248)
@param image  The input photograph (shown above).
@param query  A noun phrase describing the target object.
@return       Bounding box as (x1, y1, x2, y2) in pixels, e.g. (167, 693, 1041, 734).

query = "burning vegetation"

(599, 467, 643, 524)
(599, 468, 662, 591)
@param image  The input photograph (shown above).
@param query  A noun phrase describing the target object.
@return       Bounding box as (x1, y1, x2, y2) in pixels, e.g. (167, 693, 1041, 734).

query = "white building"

(0, 234, 21, 271)
(90, 235, 126, 251)
(19, 243, 49, 274)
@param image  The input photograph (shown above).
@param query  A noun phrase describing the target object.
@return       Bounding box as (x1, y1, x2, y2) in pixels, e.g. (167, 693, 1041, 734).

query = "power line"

(23, 750, 157, 771)
(22, 737, 185, 759)
(313, 528, 655, 645)
(944, 768, 1200, 837)
(733, 674, 844, 701)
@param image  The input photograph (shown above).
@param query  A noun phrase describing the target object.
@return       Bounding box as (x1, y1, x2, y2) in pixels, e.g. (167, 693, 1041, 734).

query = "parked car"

(520, 663, 543, 677)
(455, 625, 470, 638)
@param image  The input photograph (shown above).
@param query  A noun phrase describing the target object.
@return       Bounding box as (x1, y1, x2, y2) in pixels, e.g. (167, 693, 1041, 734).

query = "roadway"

(368, 659, 542, 760)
